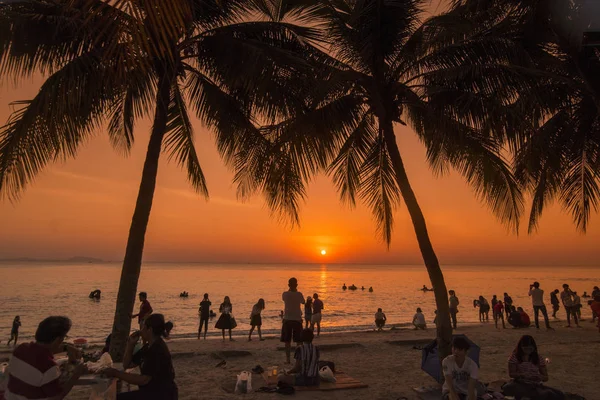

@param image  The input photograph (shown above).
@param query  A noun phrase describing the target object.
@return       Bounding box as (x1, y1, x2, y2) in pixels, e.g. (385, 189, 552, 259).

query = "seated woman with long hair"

(503, 335, 564, 400)
(102, 314, 178, 399)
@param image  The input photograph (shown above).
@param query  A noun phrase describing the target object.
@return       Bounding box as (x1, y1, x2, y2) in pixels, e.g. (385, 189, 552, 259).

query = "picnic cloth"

(264, 371, 368, 391)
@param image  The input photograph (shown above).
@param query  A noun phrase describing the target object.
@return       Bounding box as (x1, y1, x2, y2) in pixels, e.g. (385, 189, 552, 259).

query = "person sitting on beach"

(103, 314, 178, 400)
(550, 289, 560, 318)
(442, 336, 485, 400)
(215, 296, 235, 341)
(249, 298, 265, 341)
(278, 329, 320, 387)
(448, 290, 460, 329)
(517, 307, 531, 327)
(4, 316, 87, 400)
(508, 306, 522, 328)
(375, 308, 387, 331)
(502, 335, 564, 400)
(282, 277, 305, 364)
(412, 308, 426, 330)
(304, 296, 313, 330)
(7, 315, 21, 346)
(311, 293, 324, 337)
(131, 292, 153, 329)
(493, 300, 506, 329)
(198, 293, 211, 340)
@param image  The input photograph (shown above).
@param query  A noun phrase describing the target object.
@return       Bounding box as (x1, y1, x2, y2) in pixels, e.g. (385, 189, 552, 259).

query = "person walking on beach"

(215, 296, 235, 341)
(304, 296, 313, 330)
(413, 308, 427, 330)
(131, 292, 153, 329)
(561, 284, 580, 328)
(550, 289, 560, 318)
(311, 293, 324, 337)
(448, 290, 459, 329)
(248, 298, 265, 341)
(493, 300, 506, 329)
(198, 293, 211, 340)
(528, 282, 552, 330)
(281, 277, 305, 364)
(573, 291, 583, 320)
(7, 316, 21, 346)
(503, 292, 513, 313)
(375, 308, 387, 331)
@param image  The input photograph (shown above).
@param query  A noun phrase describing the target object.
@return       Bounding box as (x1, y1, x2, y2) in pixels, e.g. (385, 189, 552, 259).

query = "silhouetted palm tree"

(451, 0, 600, 233)
(0, 0, 320, 359)
(235, 0, 530, 359)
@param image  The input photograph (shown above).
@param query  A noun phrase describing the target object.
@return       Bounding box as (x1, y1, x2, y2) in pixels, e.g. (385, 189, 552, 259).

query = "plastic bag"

(86, 352, 113, 373)
(234, 371, 252, 394)
(88, 379, 116, 400)
(319, 366, 336, 383)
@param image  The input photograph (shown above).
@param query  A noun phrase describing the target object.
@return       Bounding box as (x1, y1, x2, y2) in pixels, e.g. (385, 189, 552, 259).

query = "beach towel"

(265, 371, 367, 391)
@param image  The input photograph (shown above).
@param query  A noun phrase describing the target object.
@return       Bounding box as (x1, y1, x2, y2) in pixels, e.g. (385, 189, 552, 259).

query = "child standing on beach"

(304, 296, 313, 329)
(550, 289, 560, 318)
(412, 308, 427, 330)
(375, 308, 386, 331)
(494, 300, 506, 329)
(249, 298, 265, 341)
(198, 293, 211, 340)
(7, 315, 21, 346)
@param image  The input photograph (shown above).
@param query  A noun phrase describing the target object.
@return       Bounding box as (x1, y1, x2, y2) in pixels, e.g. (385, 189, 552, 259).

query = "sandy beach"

(38, 321, 596, 399)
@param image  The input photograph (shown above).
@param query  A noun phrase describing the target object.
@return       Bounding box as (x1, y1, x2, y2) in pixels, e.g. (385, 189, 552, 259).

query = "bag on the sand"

(234, 371, 252, 394)
(231, 315, 238, 329)
(319, 366, 336, 383)
(276, 381, 295, 395)
(318, 360, 336, 373)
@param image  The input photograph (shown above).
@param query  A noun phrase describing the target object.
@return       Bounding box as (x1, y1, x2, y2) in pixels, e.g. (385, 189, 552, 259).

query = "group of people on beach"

(450, 282, 600, 331)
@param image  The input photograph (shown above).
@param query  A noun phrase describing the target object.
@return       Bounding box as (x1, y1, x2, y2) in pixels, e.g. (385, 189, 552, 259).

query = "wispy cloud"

(159, 187, 258, 208)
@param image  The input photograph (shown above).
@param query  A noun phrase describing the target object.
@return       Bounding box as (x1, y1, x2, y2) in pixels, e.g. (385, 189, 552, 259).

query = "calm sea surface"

(0, 262, 598, 342)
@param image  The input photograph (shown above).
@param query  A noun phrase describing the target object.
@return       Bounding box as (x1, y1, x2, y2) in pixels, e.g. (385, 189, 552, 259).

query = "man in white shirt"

(442, 337, 484, 400)
(281, 277, 305, 364)
(528, 282, 552, 330)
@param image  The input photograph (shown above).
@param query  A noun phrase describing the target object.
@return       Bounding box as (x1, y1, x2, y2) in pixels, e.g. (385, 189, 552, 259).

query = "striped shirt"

(5, 342, 62, 400)
(294, 344, 320, 378)
(508, 352, 545, 384)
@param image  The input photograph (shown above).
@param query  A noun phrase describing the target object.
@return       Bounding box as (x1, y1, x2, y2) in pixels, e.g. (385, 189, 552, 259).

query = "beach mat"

(265, 371, 368, 391)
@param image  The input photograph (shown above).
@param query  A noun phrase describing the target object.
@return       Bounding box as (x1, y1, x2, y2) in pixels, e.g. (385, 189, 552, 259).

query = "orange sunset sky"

(1, 4, 599, 266)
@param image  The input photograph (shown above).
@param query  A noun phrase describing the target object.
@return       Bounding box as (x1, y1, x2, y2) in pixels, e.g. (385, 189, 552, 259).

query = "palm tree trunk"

(380, 117, 453, 362)
(109, 71, 173, 361)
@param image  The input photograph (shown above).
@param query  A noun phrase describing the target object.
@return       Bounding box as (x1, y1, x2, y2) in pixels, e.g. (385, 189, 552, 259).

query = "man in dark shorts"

(281, 277, 305, 364)
(198, 293, 211, 340)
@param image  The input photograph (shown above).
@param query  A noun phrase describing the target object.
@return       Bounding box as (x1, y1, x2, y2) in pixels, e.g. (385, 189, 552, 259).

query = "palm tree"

(451, 0, 600, 233)
(234, 0, 531, 359)
(0, 0, 320, 359)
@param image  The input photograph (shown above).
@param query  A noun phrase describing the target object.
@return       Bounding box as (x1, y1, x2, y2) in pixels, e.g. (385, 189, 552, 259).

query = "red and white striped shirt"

(5, 342, 62, 400)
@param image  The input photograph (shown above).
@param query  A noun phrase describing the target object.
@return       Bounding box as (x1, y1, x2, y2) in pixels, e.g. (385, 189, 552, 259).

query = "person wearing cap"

(281, 277, 305, 364)
(528, 282, 552, 330)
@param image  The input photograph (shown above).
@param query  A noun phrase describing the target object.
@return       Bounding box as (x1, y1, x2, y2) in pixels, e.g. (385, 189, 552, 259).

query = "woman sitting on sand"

(103, 314, 178, 400)
(412, 308, 426, 330)
(375, 308, 387, 331)
(278, 328, 320, 386)
(502, 335, 564, 400)
(215, 296, 235, 341)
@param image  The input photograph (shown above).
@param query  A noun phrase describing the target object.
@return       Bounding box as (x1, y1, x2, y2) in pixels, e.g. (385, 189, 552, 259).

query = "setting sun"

(320, 249, 327, 255)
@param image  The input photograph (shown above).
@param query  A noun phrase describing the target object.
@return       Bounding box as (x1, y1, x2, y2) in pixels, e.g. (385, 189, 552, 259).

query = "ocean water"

(0, 262, 598, 343)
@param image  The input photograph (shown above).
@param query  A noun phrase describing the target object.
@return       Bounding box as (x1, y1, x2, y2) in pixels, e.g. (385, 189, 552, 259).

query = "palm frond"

(163, 83, 209, 197)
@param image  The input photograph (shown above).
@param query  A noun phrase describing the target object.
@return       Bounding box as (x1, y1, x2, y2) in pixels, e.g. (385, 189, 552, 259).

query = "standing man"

(281, 277, 305, 364)
(528, 282, 552, 330)
(561, 284, 579, 328)
(503, 292, 513, 315)
(131, 292, 153, 329)
(550, 289, 560, 318)
(448, 290, 459, 329)
(311, 293, 324, 337)
(592, 286, 600, 322)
